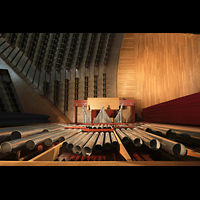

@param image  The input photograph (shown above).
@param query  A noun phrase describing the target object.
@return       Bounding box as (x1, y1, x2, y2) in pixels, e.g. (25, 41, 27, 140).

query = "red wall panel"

(142, 92, 200, 126)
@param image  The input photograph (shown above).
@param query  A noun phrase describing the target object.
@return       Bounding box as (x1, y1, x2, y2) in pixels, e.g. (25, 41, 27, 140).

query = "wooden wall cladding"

(117, 33, 200, 117)
(87, 98, 119, 110)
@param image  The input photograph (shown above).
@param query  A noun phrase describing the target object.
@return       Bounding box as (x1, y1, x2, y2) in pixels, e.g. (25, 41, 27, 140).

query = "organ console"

(73, 99, 135, 123)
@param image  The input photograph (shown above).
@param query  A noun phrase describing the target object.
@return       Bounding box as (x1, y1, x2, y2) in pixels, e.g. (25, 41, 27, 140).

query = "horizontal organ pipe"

(140, 124, 176, 139)
(115, 129, 129, 144)
(94, 132, 104, 153)
(110, 132, 119, 150)
(0, 126, 32, 141)
(59, 129, 82, 142)
(127, 128, 161, 150)
(11, 128, 49, 140)
(144, 123, 200, 145)
(44, 129, 81, 147)
(62, 133, 83, 149)
(1, 131, 51, 153)
(146, 123, 200, 133)
(25, 129, 68, 150)
(104, 132, 111, 150)
(136, 128, 187, 156)
(0, 126, 48, 141)
(81, 132, 99, 156)
(11, 124, 64, 140)
(121, 129, 143, 147)
(66, 133, 87, 150)
(72, 132, 93, 155)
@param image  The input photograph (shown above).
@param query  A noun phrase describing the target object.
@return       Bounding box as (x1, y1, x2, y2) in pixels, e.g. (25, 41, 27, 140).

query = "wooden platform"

(0, 124, 200, 166)
(0, 122, 199, 166)
(1, 161, 200, 166)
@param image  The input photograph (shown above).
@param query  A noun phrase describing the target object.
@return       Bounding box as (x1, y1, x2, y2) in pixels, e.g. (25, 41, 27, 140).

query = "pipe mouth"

(44, 138, 53, 147)
(62, 142, 68, 149)
(72, 145, 81, 154)
(82, 146, 92, 156)
(1, 142, 12, 153)
(150, 139, 161, 150)
(67, 143, 74, 150)
(146, 128, 152, 133)
(59, 137, 65, 142)
(166, 130, 176, 139)
(112, 141, 119, 149)
(11, 131, 21, 140)
(104, 143, 111, 150)
(26, 140, 35, 150)
(133, 138, 143, 147)
(94, 144, 103, 153)
(42, 129, 49, 133)
(122, 137, 129, 144)
(172, 143, 187, 156)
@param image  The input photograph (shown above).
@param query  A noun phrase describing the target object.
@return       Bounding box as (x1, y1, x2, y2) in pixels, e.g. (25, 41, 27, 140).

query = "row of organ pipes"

(83, 104, 124, 124)
(0, 122, 199, 161)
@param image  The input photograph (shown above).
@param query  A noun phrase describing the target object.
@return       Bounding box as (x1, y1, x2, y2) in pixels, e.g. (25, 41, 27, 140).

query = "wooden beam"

(28, 142, 63, 161)
(87, 98, 119, 110)
(111, 126, 132, 161)
(0, 161, 200, 166)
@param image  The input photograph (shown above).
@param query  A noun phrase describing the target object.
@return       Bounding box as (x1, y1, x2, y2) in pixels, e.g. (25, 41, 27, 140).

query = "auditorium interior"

(0, 33, 200, 166)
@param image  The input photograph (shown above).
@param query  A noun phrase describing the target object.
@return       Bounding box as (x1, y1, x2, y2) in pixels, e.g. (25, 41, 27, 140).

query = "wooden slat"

(0, 161, 200, 166)
(28, 142, 63, 161)
(111, 126, 132, 161)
